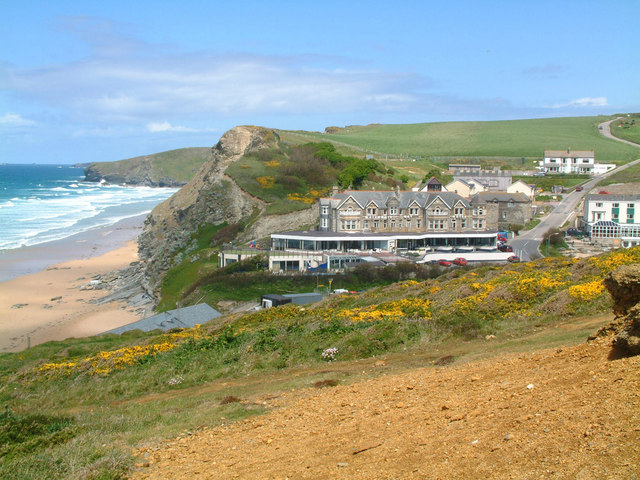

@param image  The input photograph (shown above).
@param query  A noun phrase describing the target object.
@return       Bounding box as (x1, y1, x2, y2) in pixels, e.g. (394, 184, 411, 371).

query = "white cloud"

(550, 97, 608, 109)
(0, 112, 35, 126)
(147, 122, 192, 133)
(0, 17, 435, 125)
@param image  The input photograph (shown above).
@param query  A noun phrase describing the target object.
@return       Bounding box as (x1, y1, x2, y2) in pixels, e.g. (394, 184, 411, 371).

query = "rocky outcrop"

(602, 264, 640, 356)
(137, 126, 279, 292)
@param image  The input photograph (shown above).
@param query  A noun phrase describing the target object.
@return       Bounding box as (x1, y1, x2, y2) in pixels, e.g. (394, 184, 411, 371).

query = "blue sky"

(1, 0, 638, 164)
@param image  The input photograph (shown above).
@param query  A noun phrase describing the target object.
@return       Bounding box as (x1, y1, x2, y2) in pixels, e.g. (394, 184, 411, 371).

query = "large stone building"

(318, 190, 493, 234)
(471, 192, 533, 230)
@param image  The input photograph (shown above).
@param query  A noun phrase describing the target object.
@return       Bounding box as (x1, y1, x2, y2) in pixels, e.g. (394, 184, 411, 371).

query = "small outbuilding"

(102, 303, 221, 335)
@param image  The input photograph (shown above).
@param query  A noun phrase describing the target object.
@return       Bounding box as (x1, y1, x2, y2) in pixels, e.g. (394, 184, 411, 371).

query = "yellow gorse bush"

(35, 326, 206, 377)
(256, 176, 275, 188)
(337, 298, 432, 323)
(568, 280, 605, 300)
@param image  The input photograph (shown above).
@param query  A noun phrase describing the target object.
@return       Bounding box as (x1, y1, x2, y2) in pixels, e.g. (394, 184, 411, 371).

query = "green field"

(609, 113, 640, 145)
(279, 116, 640, 165)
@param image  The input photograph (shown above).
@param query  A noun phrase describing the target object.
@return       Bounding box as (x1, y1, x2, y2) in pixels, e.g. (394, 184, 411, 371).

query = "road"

(511, 118, 640, 261)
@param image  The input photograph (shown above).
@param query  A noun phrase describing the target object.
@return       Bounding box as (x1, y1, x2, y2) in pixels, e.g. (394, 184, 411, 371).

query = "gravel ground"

(131, 335, 640, 480)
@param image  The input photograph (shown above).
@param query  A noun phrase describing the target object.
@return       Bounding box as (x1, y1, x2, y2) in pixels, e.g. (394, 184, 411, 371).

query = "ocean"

(0, 164, 178, 252)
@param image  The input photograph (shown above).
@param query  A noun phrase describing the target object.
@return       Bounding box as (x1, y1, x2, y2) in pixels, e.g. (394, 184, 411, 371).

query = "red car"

(438, 259, 452, 267)
(507, 255, 520, 263)
(453, 257, 468, 266)
(575, 186, 584, 192)
(498, 244, 513, 252)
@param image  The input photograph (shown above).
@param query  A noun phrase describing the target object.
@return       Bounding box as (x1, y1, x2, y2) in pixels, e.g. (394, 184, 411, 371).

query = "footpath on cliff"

(130, 265, 640, 480)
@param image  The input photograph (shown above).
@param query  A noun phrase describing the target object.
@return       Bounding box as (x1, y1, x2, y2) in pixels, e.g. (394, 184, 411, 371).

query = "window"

(628, 203, 635, 209)
(383, 220, 387, 228)
(364, 220, 369, 229)
(374, 220, 379, 228)
(417, 220, 422, 229)
(501, 211, 507, 219)
(461, 219, 467, 228)
(410, 207, 419, 215)
(451, 219, 457, 229)
(391, 220, 396, 229)
(454, 207, 464, 215)
(390, 207, 398, 215)
(612, 213, 619, 220)
(321, 218, 328, 228)
(612, 203, 619, 208)
(367, 207, 376, 215)
(595, 202, 603, 208)
(321, 206, 328, 215)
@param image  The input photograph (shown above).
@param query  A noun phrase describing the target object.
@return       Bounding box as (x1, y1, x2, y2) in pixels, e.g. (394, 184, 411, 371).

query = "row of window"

(592, 212, 636, 221)
(595, 202, 637, 209)
(337, 217, 487, 231)
(329, 206, 486, 217)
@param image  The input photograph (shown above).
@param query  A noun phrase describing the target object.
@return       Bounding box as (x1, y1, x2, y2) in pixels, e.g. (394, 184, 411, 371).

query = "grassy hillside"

(87, 147, 211, 184)
(279, 116, 640, 165)
(609, 113, 640, 145)
(225, 141, 401, 215)
(2, 247, 639, 479)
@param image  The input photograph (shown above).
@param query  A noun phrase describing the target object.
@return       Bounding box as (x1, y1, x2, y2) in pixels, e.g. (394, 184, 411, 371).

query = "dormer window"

(390, 207, 398, 215)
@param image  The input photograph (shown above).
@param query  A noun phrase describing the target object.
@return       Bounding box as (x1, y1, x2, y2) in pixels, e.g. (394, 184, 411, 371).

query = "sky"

(1, 0, 638, 164)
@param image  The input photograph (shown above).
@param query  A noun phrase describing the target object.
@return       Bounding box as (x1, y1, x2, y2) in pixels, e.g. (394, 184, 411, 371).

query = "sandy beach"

(0, 215, 150, 352)
(0, 241, 144, 352)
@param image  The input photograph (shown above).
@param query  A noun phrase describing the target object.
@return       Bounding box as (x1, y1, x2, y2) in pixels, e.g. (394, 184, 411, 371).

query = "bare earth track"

(132, 335, 639, 480)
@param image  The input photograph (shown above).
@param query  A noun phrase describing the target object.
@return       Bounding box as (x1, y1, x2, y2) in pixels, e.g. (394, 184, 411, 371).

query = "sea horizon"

(0, 164, 178, 281)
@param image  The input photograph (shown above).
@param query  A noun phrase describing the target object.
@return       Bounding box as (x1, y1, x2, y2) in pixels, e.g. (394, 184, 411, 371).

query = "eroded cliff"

(136, 126, 317, 296)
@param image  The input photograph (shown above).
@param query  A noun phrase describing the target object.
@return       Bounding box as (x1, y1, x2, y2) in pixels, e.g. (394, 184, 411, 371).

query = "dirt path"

(131, 335, 640, 479)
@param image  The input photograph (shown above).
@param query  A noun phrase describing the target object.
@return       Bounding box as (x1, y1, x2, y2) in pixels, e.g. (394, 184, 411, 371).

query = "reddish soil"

(131, 335, 639, 480)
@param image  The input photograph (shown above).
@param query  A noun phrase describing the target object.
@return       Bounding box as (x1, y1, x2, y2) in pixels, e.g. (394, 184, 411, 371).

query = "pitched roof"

(103, 304, 221, 335)
(471, 192, 530, 204)
(329, 190, 470, 209)
(544, 149, 594, 157)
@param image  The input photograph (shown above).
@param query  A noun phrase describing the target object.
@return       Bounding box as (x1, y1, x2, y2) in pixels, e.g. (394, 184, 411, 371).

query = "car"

(507, 255, 520, 263)
(438, 259, 452, 267)
(575, 186, 584, 192)
(452, 257, 468, 266)
(498, 244, 513, 252)
(599, 190, 610, 194)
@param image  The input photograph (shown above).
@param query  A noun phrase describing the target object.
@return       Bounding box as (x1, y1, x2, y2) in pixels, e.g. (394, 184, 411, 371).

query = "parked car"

(507, 255, 520, 263)
(575, 186, 584, 192)
(438, 259, 452, 267)
(599, 190, 610, 194)
(498, 244, 513, 252)
(452, 257, 468, 266)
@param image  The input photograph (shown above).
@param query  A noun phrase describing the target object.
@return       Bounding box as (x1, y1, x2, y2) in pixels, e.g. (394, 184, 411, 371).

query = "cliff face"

(603, 264, 640, 356)
(137, 126, 301, 291)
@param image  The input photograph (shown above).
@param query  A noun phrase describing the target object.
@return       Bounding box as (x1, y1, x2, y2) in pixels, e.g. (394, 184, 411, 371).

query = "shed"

(261, 294, 292, 309)
(103, 303, 221, 335)
(282, 293, 324, 305)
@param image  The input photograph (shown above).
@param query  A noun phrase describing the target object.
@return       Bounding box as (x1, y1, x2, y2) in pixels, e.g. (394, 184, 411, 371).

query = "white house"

(541, 149, 616, 175)
(583, 194, 640, 247)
